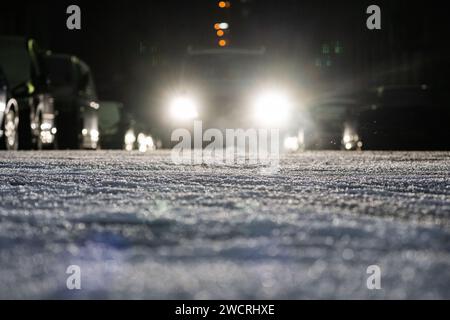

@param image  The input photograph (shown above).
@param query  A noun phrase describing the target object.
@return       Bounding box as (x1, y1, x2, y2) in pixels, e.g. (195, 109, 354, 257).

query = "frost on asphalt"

(0, 151, 449, 299)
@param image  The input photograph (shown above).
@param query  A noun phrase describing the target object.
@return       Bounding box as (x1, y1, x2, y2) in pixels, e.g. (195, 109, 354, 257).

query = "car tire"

(0, 99, 19, 150)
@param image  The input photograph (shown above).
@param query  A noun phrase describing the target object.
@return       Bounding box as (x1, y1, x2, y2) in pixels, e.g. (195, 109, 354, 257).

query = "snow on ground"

(0, 150, 449, 299)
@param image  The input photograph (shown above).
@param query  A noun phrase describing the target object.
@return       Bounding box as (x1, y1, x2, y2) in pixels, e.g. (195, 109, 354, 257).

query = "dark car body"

(356, 85, 450, 150)
(304, 94, 361, 150)
(0, 36, 56, 149)
(44, 54, 99, 149)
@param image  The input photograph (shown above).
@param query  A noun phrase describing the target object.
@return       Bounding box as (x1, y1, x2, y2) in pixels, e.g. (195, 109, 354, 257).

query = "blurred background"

(0, 0, 449, 151)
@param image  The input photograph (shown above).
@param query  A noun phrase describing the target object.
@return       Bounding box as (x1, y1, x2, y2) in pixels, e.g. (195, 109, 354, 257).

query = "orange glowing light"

(218, 1, 226, 8)
(218, 39, 227, 47)
(214, 23, 221, 30)
(217, 30, 224, 37)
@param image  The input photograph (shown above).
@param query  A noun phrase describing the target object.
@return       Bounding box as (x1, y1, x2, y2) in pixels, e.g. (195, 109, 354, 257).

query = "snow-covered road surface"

(0, 151, 449, 299)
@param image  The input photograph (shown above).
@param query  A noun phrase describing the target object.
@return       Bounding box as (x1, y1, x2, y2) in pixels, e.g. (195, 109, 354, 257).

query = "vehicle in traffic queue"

(98, 100, 147, 150)
(0, 36, 56, 149)
(303, 93, 362, 151)
(43, 53, 100, 149)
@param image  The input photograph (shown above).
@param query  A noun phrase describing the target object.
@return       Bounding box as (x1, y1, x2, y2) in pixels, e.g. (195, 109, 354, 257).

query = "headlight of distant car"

(124, 129, 136, 151)
(253, 90, 291, 126)
(169, 96, 198, 121)
(342, 126, 363, 150)
(137, 133, 155, 152)
(82, 128, 99, 142)
(283, 136, 300, 151)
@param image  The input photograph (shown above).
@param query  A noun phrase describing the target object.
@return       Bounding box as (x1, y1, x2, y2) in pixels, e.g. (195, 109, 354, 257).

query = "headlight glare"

(283, 136, 300, 151)
(170, 96, 198, 121)
(253, 91, 291, 126)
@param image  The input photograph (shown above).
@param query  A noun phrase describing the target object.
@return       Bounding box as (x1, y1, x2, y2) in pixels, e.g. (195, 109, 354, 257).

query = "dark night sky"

(1, 0, 449, 115)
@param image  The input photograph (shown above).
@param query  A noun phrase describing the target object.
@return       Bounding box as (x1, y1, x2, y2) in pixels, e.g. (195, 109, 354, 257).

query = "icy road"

(0, 151, 449, 299)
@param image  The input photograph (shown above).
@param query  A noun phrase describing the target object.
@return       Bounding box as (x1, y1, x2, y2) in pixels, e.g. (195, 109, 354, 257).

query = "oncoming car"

(149, 47, 306, 151)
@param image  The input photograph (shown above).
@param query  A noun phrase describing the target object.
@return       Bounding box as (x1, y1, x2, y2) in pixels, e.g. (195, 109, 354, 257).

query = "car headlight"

(342, 127, 362, 150)
(124, 129, 136, 151)
(253, 90, 291, 126)
(169, 96, 198, 121)
(137, 133, 155, 152)
(90, 129, 99, 142)
(283, 136, 300, 151)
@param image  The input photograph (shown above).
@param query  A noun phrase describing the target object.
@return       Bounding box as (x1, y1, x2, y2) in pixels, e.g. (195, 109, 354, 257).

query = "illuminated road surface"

(0, 151, 449, 299)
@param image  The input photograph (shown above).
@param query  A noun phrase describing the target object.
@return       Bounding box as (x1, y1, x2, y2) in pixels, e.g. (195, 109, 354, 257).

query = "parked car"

(43, 53, 99, 149)
(0, 67, 19, 150)
(0, 36, 56, 149)
(356, 85, 450, 150)
(304, 93, 362, 150)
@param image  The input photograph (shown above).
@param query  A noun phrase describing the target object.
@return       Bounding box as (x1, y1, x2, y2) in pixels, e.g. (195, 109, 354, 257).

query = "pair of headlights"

(124, 129, 155, 152)
(169, 90, 292, 126)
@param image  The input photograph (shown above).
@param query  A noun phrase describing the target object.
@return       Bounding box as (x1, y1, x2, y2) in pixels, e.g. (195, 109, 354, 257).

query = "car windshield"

(183, 53, 269, 82)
